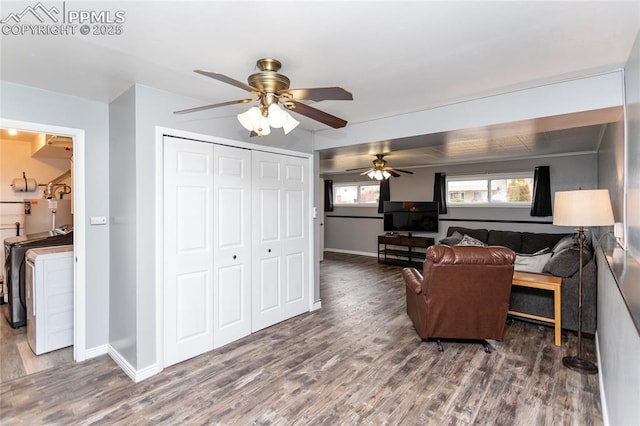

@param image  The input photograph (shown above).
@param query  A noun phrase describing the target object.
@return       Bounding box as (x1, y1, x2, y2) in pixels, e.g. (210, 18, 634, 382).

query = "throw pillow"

(439, 231, 463, 246)
(514, 252, 552, 273)
(543, 246, 593, 277)
(551, 234, 578, 253)
(455, 234, 486, 247)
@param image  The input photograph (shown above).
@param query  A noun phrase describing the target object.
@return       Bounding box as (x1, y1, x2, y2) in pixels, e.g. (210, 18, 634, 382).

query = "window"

(446, 172, 533, 207)
(334, 182, 380, 206)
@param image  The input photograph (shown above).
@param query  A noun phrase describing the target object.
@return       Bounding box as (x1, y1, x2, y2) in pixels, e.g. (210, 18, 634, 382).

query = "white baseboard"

(311, 300, 322, 311)
(324, 248, 377, 257)
(84, 344, 108, 360)
(595, 332, 610, 425)
(108, 345, 162, 383)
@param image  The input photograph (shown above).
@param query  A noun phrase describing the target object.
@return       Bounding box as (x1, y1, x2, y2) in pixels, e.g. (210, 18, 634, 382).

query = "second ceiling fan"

(174, 58, 353, 136)
(347, 154, 414, 180)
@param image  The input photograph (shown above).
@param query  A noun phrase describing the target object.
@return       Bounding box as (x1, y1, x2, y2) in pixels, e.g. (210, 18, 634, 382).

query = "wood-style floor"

(0, 304, 73, 384)
(1, 252, 601, 425)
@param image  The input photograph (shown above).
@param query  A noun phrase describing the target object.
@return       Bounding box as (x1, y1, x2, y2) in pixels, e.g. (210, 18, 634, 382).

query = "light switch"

(90, 216, 107, 225)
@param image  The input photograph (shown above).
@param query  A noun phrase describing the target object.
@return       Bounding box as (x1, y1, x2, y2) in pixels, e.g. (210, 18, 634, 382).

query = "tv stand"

(378, 234, 435, 268)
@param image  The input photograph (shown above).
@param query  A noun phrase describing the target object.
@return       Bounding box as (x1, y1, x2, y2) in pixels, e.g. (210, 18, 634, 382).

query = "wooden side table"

(509, 271, 563, 346)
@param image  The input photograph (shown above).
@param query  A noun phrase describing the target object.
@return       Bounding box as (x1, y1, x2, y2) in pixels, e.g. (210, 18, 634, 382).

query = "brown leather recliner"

(402, 245, 516, 351)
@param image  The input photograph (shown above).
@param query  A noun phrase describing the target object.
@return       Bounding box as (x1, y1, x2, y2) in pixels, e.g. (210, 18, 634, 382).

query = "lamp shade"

(267, 103, 288, 128)
(237, 107, 261, 132)
(553, 189, 614, 227)
(282, 114, 300, 135)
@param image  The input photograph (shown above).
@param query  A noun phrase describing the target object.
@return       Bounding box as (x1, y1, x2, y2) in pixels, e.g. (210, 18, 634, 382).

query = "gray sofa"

(443, 226, 597, 334)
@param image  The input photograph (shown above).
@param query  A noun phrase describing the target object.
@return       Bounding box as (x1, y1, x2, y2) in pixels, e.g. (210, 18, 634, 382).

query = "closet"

(162, 135, 309, 367)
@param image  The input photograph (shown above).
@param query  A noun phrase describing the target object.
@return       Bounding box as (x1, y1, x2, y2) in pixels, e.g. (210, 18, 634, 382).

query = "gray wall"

(109, 84, 314, 369)
(109, 86, 138, 364)
(627, 29, 640, 262)
(596, 28, 640, 426)
(323, 153, 596, 255)
(0, 81, 110, 351)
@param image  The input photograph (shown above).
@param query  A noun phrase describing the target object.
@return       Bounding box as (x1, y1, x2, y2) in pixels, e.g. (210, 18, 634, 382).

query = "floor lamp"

(553, 189, 614, 374)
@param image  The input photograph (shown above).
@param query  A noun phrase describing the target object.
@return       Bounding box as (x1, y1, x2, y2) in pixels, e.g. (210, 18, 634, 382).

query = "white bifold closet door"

(212, 145, 252, 348)
(252, 151, 308, 332)
(163, 136, 215, 367)
(164, 137, 252, 366)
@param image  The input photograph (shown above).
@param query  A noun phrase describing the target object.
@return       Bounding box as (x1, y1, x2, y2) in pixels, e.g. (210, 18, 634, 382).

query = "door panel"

(213, 145, 251, 348)
(252, 151, 309, 331)
(164, 136, 214, 367)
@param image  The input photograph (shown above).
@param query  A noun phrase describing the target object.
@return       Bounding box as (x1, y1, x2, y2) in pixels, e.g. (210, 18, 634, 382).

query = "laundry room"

(0, 128, 75, 383)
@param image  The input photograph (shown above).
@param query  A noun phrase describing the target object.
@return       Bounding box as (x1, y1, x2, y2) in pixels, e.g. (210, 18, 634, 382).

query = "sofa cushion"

(514, 252, 552, 273)
(455, 234, 486, 247)
(447, 227, 489, 243)
(543, 246, 594, 277)
(439, 231, 464, 246)
(520, 232, 568, 254)
(488, 230, 523, 252)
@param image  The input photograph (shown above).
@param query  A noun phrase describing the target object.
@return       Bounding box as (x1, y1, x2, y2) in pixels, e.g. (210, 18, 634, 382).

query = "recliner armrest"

(402, 267, 423, 294)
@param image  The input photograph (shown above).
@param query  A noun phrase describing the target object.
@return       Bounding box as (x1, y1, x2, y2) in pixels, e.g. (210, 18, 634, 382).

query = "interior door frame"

(0, 117, 87, 361)
(154, 126, 314, 369)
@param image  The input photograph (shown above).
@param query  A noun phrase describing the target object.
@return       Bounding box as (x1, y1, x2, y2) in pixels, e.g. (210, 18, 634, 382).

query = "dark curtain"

(378, 178, 391, 214)
(433, 172, 448, 214)
(324, 179, 334, 212)
(530, 166, 552, 216)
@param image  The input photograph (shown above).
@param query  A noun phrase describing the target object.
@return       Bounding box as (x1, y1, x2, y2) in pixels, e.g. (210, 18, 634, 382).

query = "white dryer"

(25, 245, 74, 355)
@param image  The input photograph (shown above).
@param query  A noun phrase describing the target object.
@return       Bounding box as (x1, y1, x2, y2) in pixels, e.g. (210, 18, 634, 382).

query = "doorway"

(0, 118, 86, 382)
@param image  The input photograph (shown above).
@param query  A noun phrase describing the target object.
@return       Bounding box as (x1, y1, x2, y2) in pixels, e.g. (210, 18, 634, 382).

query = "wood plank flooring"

(0, 304, 73, 384)
(0, 252, 601, 425)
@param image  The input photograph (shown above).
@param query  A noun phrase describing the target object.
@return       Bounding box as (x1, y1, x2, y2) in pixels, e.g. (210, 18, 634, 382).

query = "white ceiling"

(1, 1, 638, 172)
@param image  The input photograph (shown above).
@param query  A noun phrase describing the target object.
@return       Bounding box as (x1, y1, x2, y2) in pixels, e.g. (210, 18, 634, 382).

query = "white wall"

(0, 81, 110, 351)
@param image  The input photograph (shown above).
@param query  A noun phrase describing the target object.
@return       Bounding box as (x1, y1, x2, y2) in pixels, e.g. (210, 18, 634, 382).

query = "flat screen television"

(383, 201, 439, 233)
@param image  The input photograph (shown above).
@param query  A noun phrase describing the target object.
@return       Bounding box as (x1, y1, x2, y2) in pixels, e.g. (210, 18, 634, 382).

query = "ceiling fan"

(174, 58, 353, 136)
(346, 154, 414, 180)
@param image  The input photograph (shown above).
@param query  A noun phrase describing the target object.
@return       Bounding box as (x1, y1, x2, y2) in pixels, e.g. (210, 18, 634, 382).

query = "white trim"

(84, 344, 109, 359)
(154, 127, 165, 373)
(595, 332, 610, 426)
(108, 345, 162, 383)
(311, 300, 322, 311)
(307, 155, 316, 313)
(324, 248, 378, 258)
(0, 118, 87, 362)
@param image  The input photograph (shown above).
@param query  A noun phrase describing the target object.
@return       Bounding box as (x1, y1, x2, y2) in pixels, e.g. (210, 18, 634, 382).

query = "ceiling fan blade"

(346, 166, 372, 172)
(359, 169, 373, 175)
(284, 100, 348, 128)
(194, 69, 259, 94)
(388, 170, 401, 178)
(173, 98, 255, 115)
(390, 168, 414, 175)
(278, 87, 353, 101)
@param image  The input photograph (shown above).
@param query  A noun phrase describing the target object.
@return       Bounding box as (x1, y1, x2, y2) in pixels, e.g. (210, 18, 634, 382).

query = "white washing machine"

(25, 245, 74, 355)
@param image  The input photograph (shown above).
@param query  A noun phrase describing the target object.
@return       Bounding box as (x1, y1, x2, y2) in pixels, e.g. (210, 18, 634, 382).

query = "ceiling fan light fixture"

(267, 103, 288, 128)
(258, 115, 271, 136)
(237, 106, 261, 132)
(374, 170, 384, 180)
(282, 114, 300, 135)
(382, 170, 391, 179)
(367, 171, 376, 179)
